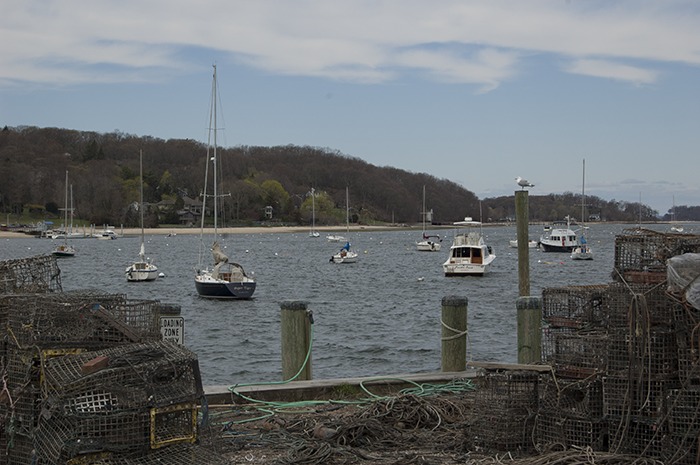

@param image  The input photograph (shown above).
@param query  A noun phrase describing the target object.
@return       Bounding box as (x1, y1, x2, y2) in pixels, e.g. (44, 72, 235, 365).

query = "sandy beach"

(0, 224, 410, 239)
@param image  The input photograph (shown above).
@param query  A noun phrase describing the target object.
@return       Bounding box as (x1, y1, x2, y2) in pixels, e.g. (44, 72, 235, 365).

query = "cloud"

(565, 59, 660, 85)
(1, 1, 699, 88)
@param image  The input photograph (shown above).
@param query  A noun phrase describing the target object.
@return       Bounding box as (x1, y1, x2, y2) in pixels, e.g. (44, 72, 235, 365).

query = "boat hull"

(331, 251, 358, 263)
(570, 246, 593, 260)
(195, 279, 256, 299)
(442, 262, 491, 276)
(126, 264, 159, 282)
(416, 240, 441, 252)
(52, 244, 75, 257)
(540, 242, 575, 253)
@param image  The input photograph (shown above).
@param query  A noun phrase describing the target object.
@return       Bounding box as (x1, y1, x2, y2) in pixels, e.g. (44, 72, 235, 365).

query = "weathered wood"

(466, 361, 551, 373)
(207, 370, 479, 405)
(441, 295, 468, 372)
(280, 301, 312, 381)
(516, 296, 542, 364)
(515, 190, 531, 297)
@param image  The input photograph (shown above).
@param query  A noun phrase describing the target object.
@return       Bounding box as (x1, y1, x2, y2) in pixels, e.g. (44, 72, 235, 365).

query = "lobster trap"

(542, 284, 609, 329)
(0, 254, 62, 295)
(4, 293, 161, 351)
(470, 371, 540, 452)
(613, 228, 700, 284)
(542, 328, 608, 378)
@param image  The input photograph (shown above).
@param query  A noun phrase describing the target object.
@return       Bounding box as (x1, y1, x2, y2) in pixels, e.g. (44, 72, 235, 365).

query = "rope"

(439, 318, 468, 341)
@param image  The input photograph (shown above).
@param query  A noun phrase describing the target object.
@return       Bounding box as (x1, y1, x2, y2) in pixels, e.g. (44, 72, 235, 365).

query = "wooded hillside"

(1, 126, 691, 228)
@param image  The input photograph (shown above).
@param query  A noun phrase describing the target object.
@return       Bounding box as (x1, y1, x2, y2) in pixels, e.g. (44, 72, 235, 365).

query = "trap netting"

(0, 254, 62, 294)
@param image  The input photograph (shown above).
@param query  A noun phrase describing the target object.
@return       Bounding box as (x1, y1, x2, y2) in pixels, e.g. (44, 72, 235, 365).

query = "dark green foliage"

(0, 126, 684, 226)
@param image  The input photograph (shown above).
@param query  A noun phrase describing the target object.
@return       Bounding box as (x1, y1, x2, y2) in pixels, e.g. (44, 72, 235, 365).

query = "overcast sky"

(2, 0, 699, 215)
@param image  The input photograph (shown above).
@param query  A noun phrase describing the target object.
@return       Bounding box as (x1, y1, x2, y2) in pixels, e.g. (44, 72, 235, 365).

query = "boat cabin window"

(552, 235, 560, 241)
(454, 247, 471, 258)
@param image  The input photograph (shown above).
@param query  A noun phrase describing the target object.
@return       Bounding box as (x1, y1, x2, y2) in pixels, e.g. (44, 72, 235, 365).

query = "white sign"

(160, 316, 185, 344)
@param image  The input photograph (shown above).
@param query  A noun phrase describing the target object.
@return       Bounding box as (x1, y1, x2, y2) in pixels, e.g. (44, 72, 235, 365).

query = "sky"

(2, 1, 699, 216)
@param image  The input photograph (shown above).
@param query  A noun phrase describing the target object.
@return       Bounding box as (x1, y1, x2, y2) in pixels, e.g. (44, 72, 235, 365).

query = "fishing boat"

(571, 159, 593, 260)
(194, 65, 256, 299)
(52, 171, 76, 257)
(125, 150, 159, 281)
(416, 185, 441, 252)
(309, 187, 320, 238)
(539, 216, 580, 252)
(330, 187, 358, 264)
(442, 217, 495, 276)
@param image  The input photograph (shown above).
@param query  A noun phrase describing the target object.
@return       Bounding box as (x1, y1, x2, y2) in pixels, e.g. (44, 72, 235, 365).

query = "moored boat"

(330, 187, 358, 264)
(194, 65, 256, 299)
(52, 171, 76, 258)
(416, 186, 441, 252)
(570, 159, 594, 261)
(540, 216, 579, 252)
(442, 217, 495, 276)
(125, 150, 159, 282)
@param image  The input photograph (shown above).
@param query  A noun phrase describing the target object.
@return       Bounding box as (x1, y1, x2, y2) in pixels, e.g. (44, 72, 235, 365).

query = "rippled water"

(2, 222, 695, 386)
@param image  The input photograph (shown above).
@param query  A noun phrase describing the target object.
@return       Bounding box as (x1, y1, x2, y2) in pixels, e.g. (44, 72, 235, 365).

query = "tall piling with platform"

(515, 190, 531, 297)
(515, 189, 541, 363)
(280, 301, 313, 381)
(441, 295, 468, 372)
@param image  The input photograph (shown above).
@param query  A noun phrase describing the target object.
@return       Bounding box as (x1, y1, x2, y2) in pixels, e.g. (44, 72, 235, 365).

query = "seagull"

(515, 176, 535, 189)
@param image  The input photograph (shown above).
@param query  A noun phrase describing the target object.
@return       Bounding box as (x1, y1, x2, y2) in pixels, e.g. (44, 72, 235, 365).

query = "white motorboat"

(540, 216, 579, 252)
(330, 187, 358, 264)
(442, 217, 495, 276)
(571, 159, 593, 261)
(194, 65, 256, 299)
(326, 234, 346, 242)
(126, 150, 159, 282)
(416, 185, 441, 252)
(52, 171, 76, 258)
(93, 227, 119, 240)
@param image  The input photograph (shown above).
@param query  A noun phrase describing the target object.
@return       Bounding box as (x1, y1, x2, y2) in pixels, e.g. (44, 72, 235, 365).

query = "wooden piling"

(515, 190, 531, 297)
(516, 296, 542, 364)
(441, 295, 468, 372)
(280, 301, 313, 381)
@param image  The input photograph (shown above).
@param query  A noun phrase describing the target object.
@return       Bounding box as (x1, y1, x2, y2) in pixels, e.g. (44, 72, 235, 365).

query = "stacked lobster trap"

(537, 228, 700, 464)
(0, 255, 227, 464)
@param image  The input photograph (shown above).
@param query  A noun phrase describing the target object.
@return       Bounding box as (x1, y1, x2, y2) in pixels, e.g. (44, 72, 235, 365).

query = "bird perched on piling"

(515, 176, 535, 189)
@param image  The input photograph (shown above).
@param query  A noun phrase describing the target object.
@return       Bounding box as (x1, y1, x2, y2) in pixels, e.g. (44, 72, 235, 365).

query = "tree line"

(2, 126, 695, 228)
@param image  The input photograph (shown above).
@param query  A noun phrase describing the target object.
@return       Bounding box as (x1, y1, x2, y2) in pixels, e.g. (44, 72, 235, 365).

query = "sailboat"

(671, 196, 684, 233)
(194, 65, 256, 299)
(52, 170, 76, 257)
(416, 185, 441, 252)
(125, 150, 158, 282)
(309, 187, 320, 237)
(571, 159, 593, 260)
(330, 187, 358, 264)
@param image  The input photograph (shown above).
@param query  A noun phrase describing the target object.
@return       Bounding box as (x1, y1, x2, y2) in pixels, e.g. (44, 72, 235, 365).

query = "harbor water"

(1, 222, 693, 386)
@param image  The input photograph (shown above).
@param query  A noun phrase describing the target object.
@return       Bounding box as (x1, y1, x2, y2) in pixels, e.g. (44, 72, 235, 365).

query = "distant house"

(178, 196, 203, 226)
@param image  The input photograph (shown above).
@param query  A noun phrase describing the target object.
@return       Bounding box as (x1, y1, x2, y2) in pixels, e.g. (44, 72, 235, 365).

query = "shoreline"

(0, 224, 417, 239)
(1, 220, 680, 240)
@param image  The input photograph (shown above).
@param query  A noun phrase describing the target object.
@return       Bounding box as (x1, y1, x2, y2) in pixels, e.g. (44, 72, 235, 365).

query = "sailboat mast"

(422, 185, 426, 233)
(212, 65, 218, 239)
(346, 186, 349, 234)
(63, 170, 68, 241)
(139, 149, 145, 250)
(581, 158, 585, 226)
